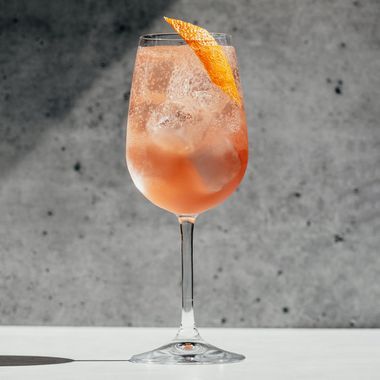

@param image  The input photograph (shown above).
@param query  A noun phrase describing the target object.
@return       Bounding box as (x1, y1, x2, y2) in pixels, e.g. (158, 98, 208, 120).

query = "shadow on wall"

(0, 0, 175, 179)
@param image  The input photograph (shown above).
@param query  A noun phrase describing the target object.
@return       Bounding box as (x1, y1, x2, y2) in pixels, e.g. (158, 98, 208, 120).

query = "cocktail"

(126, 18, 248, 364)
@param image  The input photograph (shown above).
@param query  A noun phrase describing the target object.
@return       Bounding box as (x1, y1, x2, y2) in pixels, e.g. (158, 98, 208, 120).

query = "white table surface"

(0, 327, 379, 379)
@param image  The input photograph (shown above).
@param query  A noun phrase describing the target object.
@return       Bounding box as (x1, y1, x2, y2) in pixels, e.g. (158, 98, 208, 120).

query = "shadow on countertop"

(0, 355, 74, 366)
(0, 355, 132, 366)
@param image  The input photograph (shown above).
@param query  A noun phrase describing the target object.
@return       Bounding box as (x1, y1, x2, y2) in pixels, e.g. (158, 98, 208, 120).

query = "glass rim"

(139, 32, 232, 42)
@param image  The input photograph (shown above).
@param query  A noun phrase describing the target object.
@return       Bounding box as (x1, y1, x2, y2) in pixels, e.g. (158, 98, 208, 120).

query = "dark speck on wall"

(13, 17, 19, 24)
(232, 26, 238, 32)
(282, 307, 289, 314)
(61, 146, 66, 151)
(42, 230, 48, 236)
(334, 234, 345, 243)
(221, 317, 227, 324)
(47, 210, 54, 216)
(306, 220, 311, 227)
(255, 297, 261, 303)
(73, 162, 81, 172)
(114, 23, 128, 34)
(293, 192, 301, 198)
(353, 188, 359, 194)
(334, 79, 343, 95)
(340, 42, 346, 48)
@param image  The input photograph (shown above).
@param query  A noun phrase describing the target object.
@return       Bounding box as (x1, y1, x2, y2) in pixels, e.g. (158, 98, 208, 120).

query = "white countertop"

(0, 327, 379, 379)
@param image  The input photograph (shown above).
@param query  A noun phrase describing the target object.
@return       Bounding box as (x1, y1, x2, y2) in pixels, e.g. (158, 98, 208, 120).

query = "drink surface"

(126, 44, 248, 215)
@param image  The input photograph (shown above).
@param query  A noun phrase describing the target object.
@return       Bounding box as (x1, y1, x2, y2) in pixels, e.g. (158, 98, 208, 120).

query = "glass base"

(130, 339, 245, 364)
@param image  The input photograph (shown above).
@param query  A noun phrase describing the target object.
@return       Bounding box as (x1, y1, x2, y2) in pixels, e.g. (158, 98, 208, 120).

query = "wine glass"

(126, 32, 248, 364)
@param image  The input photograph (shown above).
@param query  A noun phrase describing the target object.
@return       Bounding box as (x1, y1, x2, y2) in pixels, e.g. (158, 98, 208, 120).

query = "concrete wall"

(0, 0, 379, 327)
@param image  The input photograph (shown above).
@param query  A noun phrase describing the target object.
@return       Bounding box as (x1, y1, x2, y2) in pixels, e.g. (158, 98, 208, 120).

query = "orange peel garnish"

(164, 17, 241, 105)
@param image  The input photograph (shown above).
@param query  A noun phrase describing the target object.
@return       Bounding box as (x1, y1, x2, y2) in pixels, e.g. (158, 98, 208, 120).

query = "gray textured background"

(0, 0, 379, 327)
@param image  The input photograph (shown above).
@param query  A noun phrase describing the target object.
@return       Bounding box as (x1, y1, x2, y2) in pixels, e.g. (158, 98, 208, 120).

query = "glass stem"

(175, 215, 200, 341)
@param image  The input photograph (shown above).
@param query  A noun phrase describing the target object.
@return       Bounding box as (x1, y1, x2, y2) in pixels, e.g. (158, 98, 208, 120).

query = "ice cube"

(128, 101, 157, 132)
(145, 56, 174, 94)
(164, 71, 230, 146)
(216, 101, 244, 133)
(190, 137, 241, 192)
(147, 102, 205, 153)
(188, 71, 230, 110)
(168, 66, 229, 111)
(167, 66, 197, 99)
(166, 67, 213, 126)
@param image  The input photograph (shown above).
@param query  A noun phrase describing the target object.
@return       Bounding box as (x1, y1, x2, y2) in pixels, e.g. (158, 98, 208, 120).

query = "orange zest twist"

(164, 17, 241, 106)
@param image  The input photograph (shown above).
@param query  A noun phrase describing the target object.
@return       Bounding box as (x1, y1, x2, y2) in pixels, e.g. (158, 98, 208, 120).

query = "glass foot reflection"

(130, 339, 245, 364)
